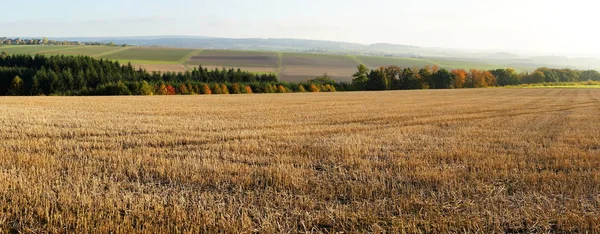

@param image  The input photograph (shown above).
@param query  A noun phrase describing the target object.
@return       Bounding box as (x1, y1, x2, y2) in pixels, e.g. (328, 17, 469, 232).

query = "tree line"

(350, 64, 600, 91)
(2, 51, 599, 96)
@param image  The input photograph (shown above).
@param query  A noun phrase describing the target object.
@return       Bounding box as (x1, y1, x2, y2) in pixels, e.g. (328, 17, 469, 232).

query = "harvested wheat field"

(0, 89, 599, 233)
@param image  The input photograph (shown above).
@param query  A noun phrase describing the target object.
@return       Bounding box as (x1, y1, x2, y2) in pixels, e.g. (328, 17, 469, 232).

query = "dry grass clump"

(0, 89, 599, 232)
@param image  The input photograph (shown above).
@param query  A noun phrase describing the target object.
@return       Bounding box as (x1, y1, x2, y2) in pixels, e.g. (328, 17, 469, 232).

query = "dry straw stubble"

(0, 89, 599, 232)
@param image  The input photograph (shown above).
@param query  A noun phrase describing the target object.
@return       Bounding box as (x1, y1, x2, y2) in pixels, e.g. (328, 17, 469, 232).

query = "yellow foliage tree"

(324, 84, 336, 92)
(155, 84, 168, 95)
(277, 85, 287, 93)
(264, 84, 275, 93)
(309, 84, 320, 92)
(7, 76, 24, 96)
(220, 84, 230, 94)
(137, 80, 153, 95)
(297, 84, 306, 92)
(212, 84, 222, 94)
(232, 83, 241, 94)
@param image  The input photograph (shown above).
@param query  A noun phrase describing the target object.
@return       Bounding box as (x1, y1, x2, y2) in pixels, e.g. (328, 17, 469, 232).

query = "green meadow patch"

(0, 45, 77, 54)
(40, 46, 123, 56)
(101, 47, 196, 62)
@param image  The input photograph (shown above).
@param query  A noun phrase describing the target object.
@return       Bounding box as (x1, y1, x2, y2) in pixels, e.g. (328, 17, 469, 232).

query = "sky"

(1, 0, 598, 56)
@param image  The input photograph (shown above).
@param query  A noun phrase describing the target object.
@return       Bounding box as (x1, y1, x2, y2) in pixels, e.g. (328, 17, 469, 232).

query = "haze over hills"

(4, 35, 599, 72)
(45, 36, 600, 71)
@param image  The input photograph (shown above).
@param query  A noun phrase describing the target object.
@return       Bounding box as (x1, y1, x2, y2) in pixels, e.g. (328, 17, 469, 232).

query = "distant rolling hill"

(3, 38, 600, 82)
(43, 36, 600, 71)
(51, 36, 467, 58)
(0, 45, 521, 82)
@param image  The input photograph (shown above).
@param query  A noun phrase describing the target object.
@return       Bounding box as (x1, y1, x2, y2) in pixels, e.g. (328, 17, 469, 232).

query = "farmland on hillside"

(185, 50, 364, 82)
(358, 55, 510, 71)
(187, 50, 279, 68)
(40, 46, 123, 56)
(0, 45, 76, 55)
(281, 52, 358, 67)
(101, 47, 196, 62)
(357, 55, 436, 68)
(430, 58, 508, 71)
(279, 52, 359, 82)
(280, 66, 357, 82)
(0, 46, 568, 82)
(0, 89, 599, 232)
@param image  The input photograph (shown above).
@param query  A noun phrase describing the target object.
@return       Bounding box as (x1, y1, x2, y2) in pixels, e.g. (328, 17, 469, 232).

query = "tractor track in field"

(348, 54, 364, 66)
(94, 47, 132, 58)
(180, 49, 204, 64)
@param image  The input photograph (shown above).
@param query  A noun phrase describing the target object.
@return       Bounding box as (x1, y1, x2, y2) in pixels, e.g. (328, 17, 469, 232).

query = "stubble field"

(0, 89, 599, 232)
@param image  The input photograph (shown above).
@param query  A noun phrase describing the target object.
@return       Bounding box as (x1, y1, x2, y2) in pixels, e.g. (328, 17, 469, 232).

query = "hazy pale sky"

(1, 0, 598, 55)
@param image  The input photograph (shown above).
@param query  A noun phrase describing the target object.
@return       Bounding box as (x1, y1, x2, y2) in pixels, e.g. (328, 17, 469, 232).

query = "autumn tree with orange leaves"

(201, 84, 212, 94)
(166, 85, 176, 95)
(468, 70, 496, 88)
(220, 84, 230, 94)
(178, 84, 189, 94)
(451, 69, 467, 88)
(277, 85, 287, 93)
(244, 86, 253, 94)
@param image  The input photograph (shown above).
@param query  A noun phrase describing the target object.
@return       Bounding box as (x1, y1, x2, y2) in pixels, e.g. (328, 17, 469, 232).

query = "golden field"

(0, 89, 599, 233)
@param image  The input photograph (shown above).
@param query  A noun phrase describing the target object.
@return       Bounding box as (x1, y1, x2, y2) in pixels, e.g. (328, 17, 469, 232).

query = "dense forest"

(1, 52, 599, 96)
